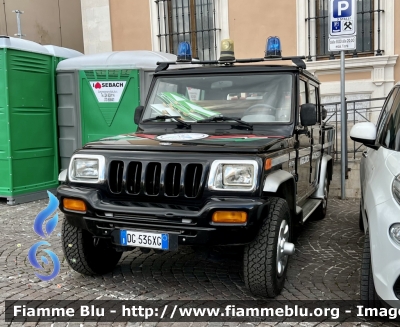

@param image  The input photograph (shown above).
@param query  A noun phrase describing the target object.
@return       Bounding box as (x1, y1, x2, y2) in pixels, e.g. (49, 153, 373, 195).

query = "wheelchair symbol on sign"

(332, 21, 341, 33)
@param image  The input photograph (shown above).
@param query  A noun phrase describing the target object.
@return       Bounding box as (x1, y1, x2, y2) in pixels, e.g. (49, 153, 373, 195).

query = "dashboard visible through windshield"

(143, 74, 293, 124)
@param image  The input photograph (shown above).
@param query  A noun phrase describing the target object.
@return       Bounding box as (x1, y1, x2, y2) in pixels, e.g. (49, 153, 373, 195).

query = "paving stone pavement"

(0, 197, 398, 327)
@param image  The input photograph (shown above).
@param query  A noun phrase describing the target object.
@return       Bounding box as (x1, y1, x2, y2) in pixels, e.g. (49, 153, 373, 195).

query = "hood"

(83, 132, 286, 154)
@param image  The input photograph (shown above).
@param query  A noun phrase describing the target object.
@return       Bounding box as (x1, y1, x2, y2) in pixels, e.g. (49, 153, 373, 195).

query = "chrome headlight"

(393, 175, 400, 205)
(68, 154, 105, 183)
(208, 160, 258, 191)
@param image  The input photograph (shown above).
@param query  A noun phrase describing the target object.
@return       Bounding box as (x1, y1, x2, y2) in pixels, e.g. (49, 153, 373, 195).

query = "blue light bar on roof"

(265, 36, 282, 58)
(177, 41, 192, 62)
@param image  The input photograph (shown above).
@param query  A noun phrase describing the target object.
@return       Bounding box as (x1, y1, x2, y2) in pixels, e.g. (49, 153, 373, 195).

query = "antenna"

(12, 10, 26, 38)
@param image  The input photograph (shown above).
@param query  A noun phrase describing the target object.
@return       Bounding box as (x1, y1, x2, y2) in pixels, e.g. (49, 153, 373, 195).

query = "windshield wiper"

(196, 115, 253, 129)
(142, 115, 191, 128)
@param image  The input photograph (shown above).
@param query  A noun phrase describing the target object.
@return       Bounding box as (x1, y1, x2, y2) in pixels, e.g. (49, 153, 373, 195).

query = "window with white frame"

(304, 0, 384, 60)
(154, 0, 221, 60)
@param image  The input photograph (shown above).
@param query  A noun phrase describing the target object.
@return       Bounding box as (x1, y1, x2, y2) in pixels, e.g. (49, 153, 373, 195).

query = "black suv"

(57, 48, 334, 298)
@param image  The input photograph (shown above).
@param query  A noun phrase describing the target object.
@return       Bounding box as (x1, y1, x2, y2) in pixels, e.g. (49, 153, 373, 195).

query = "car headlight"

(208, 160, 258, 191)
(393, 175, 400, 205)
(389, 224, 400, 247)
(74, 159, 98, 178)
(68, 154, 105, 183)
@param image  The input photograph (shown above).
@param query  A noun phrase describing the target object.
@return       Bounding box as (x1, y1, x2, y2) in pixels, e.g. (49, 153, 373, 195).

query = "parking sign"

(329, 0, 357, 37)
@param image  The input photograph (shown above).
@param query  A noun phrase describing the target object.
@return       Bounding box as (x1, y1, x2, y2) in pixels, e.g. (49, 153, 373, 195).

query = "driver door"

(296, 79, 312, 203)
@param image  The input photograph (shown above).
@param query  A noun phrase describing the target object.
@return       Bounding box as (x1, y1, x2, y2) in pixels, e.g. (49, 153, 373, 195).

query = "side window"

(309, 85, 317, 104)
(309, 84, 319, 123)
(377, 88, 398, 141)
(299, 80, 307, 105)
(299, 80, 307, 125)
(378, 89, 400, 150)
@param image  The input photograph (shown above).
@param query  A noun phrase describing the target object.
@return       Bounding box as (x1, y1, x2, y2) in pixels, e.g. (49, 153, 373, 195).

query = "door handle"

(362, 151, 368, 158)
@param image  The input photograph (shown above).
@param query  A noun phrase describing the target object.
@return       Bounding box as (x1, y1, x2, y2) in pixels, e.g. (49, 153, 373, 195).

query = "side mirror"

(350, 122, 377, 149)
(134, 106, 144, 125)
(300, 103, 317, 126)
(321, 106, 328, 120)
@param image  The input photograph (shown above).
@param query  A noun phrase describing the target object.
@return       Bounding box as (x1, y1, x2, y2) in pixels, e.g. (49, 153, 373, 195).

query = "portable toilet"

(56, 51, 177, 170)
(0, 36, 82, 204)
(44, 45, 83, 65)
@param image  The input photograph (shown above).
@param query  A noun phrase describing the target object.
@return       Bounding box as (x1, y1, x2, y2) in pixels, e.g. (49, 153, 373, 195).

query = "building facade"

(0, 0, 84, 52)
(81, 0, 399, 121)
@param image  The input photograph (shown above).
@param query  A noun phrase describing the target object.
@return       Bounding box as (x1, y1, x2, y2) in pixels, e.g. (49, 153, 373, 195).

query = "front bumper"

(368, 198, 400, 305)
(57, 185, 269, 247)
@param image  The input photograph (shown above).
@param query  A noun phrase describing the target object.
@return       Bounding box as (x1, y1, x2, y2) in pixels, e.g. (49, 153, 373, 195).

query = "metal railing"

(323, 97, 386, 164)
(305, 0, 384, 61)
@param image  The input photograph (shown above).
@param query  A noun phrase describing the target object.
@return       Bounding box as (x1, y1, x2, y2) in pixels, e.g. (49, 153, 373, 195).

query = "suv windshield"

(143, 74, 293, 124)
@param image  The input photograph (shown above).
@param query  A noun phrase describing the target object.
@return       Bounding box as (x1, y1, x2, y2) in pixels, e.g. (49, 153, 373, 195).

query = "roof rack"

(155, 56, 307, 72)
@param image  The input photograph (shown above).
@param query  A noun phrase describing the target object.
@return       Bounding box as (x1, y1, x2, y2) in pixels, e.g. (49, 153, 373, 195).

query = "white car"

(350, 84, 400, 308)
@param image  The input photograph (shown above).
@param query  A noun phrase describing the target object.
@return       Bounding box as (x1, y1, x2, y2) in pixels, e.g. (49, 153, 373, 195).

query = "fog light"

(212, 211, 247, 224)
(63, 198, 87, 212)
(390, 224, 400, 246)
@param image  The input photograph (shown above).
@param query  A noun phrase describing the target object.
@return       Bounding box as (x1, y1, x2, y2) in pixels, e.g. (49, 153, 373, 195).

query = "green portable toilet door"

(80, 69, 140, 145)
(1, 49, 59, 196)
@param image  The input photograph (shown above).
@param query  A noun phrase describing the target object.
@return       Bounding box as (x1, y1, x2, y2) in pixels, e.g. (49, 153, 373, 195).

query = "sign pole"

(340, 50, 346, 200)
(329, 0, 356, 200)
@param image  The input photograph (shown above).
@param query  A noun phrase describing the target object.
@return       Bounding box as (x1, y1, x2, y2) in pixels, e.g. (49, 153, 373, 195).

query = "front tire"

(360, 230, 380, 307)
(62, 218, 122, 275)
(243, 197, 291, 297)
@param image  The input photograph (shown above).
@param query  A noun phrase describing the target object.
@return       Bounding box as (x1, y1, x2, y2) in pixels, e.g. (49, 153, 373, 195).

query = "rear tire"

(360, 230, 380, 307)
(62, 218, 122, 275)
(243, 197, 291, 297)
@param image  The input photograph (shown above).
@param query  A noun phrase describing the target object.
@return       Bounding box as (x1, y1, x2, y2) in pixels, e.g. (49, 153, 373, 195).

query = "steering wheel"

(244, 104, 277, 115)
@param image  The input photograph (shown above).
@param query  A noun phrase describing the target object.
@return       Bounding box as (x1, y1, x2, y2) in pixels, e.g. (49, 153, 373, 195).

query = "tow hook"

(282, 242, 295, 255)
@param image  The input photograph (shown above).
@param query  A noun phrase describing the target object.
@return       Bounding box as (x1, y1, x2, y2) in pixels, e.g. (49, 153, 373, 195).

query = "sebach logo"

(92, 82, 125, 88)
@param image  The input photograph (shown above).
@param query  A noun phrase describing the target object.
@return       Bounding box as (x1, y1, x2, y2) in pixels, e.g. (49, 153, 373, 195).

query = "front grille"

(185, 164, 203, 198)
(145, 162, 161, 195)
(394, 275, 400, 299)
(108, 160, 205, 198)
(165, 163, 181, 197)
(109, 161, 124, 194)
(126, 162, 142, 194)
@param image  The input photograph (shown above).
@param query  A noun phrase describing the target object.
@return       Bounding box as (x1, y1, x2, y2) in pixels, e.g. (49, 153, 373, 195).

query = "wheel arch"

(263, 170, 296, 219)
(312, 154, 333, 199)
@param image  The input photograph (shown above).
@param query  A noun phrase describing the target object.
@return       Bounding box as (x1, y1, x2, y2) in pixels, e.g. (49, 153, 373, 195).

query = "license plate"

(120, 230, 169, 250)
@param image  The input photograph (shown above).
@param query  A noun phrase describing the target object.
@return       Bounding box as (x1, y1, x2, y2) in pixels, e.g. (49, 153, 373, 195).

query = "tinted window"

(378, 88, 400, 150)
